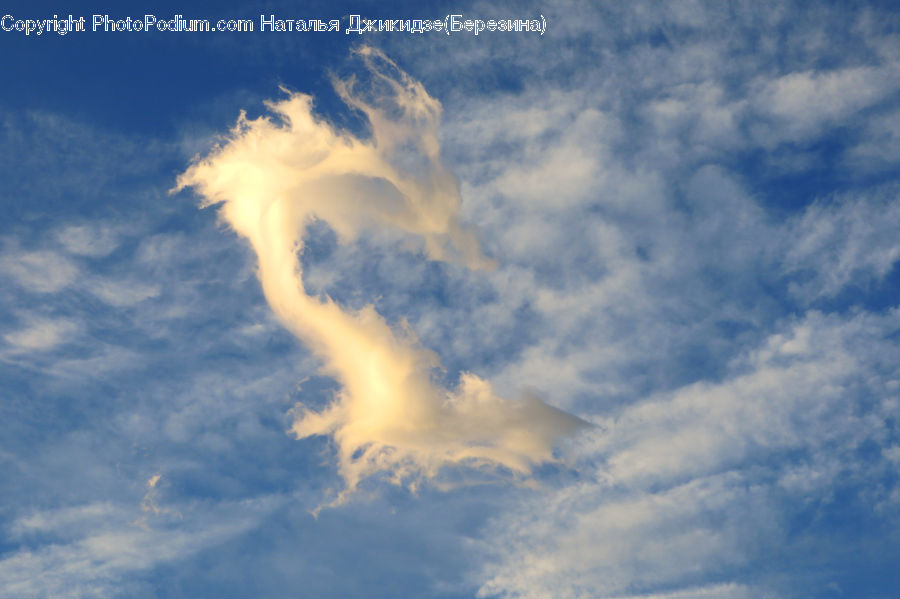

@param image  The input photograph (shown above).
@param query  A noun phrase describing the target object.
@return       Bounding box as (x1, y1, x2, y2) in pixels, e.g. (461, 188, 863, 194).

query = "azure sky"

(2, 1, 900, 598)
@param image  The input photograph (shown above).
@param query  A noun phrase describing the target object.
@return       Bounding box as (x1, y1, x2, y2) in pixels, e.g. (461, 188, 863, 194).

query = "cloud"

(845, 108, 900, 172)
(177, 47, 587, 501)
(133, 474, 181, 530)
(56, 224, 120, 257)
(605, 585, 767, 599)
(0, 495, 280, 599)
(398, 8, 900, 596)
(6, 4, 900, 598)
(89, 278, 160, 307)
(0, 249, 78, 293)
(3, 317, 77, 352)
(782, 187, 900, 301)
(751, 63, 900, 144)
(477, 308, 900, 599)
(478, 472, 778, 599)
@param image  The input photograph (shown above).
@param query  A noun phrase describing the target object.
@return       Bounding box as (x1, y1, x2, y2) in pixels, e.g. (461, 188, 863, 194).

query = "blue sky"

(2, 1, 900, 598)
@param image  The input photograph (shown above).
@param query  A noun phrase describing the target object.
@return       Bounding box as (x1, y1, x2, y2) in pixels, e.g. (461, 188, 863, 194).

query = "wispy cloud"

(479, 309, 900, 598)
(783, 187, 900, 301)
(89, 278, 160, 307)
(178, 47, 586, 502)
(0, 494, 281, 599)
(55, 223, 121, 258)
(5, 2, 900, 598)
(751, 63, 900, 145)
(3, 317, 77, 352)
(0, 249, 78, 293)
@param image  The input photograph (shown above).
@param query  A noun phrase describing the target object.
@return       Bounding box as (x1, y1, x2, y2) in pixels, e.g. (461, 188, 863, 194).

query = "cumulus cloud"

(177, 47, 586, 500)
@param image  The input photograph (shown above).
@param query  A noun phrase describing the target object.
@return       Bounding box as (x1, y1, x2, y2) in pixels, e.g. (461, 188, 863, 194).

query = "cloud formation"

(177, 47, 586, 500)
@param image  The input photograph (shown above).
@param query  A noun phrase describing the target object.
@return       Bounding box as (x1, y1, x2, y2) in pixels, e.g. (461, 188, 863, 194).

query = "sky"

(2, 1, 900, 598)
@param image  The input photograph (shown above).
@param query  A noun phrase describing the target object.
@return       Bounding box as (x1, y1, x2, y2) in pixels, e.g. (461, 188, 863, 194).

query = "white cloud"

(751, 63, 900, 145)
(420, 33, 900, 598)
(5, 4, 900, 598)
(0, 495, 281, 599)
(644, 82, 747, 152)
(177, 47, 587, 502)
(783, 189, 900, 301)
(3, 317, 77, 352)
(479, 472, 777, 599)
(0, 249, 78, 293)
(56, 224, 120, 257)
(90, 278, 160, 307)
(478, 308, 900, 598)
(601, 583, 771, 599)
(845, 108, 900, 172)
